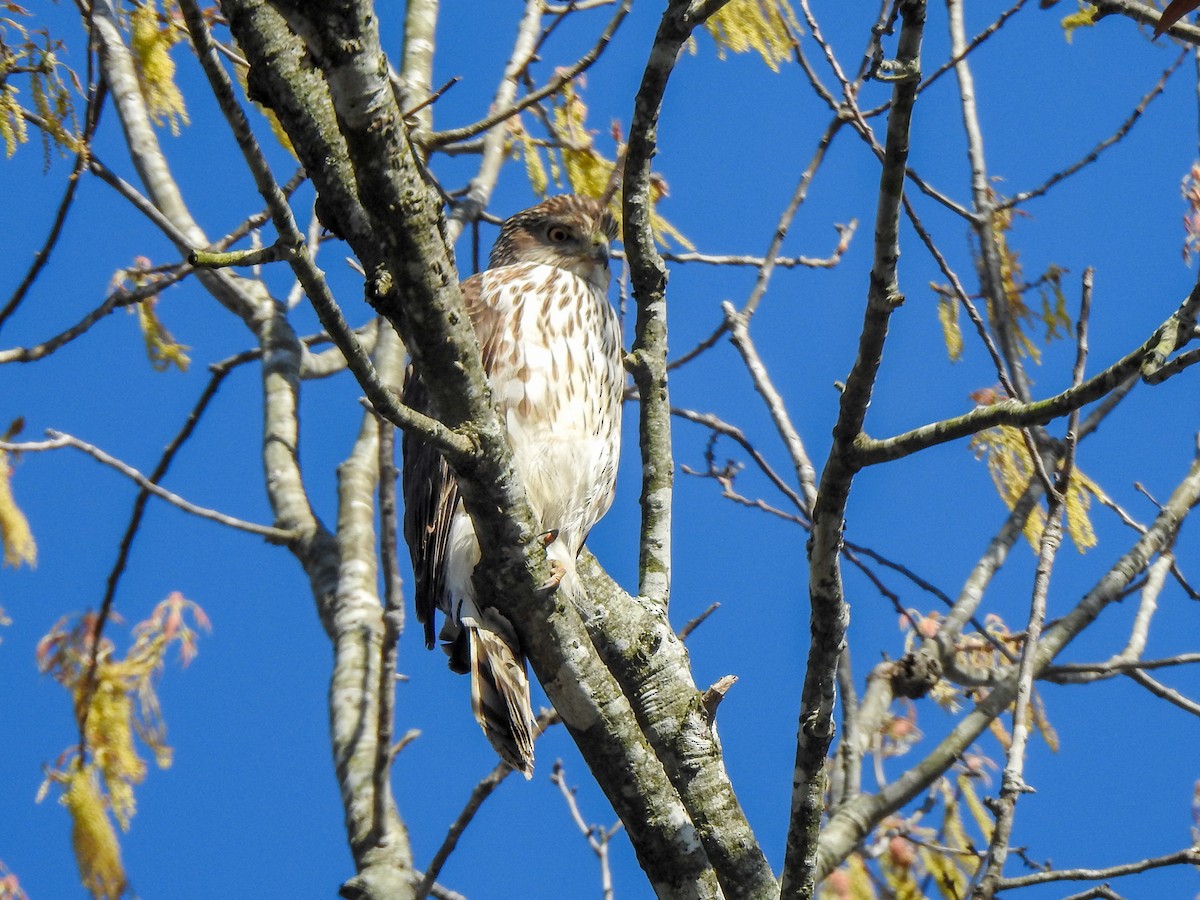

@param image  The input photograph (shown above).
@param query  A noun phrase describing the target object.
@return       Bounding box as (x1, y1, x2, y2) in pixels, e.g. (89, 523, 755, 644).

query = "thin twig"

(657, 227, 856, 270)
(672, 405, 809, 517)
(415, 710, 560, 900)
(677, 602, 721, 641)
(0, 83, 105, 334)
(1125, 668, 1200, 716)
(996, 847, 1200, 890)
(0, 432, 294, 541)
(723, 302, 819, 509)
(551, 761, 621, 900)
(668, 119, 853, 372)
(426, 1, 630, 147)
(76, 364, 234, 757)
(1000, 51, 1185, 210)
(373, 417, 405, 842)
(1045, 651, 1200, 679)
(0, 265, 193, 365)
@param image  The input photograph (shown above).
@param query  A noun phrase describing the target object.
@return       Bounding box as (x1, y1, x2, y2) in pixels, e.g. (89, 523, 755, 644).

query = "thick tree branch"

(624, 0, 722, 609)
(183, 0, 466, 461)
(615, 1, 778, 895)
(397, 0, 438, 135)
(329, 326, 415, 898)
(230, 2, 721, 893)
(575, 551, 775, 900)
(781, 4, 926, 897)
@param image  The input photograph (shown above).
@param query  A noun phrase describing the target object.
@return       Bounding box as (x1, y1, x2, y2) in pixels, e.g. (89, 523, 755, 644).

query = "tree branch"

(854, 275, 1200, 466)
(818, 443, 1200, 877)
(997, 847, 1200, 890)
(781, 4, 926, 897)
(233, 2, 723, 892)
(0, 432, 293, 541)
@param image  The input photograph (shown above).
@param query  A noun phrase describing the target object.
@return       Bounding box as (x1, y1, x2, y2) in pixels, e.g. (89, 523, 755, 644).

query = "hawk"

(402, 195, 623, 777)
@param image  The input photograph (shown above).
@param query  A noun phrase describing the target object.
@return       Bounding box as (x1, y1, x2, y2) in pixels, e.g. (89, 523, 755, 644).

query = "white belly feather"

(443, 263, 622, 627)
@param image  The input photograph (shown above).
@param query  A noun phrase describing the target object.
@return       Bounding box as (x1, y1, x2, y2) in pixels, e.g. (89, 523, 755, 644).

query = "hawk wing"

(401, 272, 507, 651)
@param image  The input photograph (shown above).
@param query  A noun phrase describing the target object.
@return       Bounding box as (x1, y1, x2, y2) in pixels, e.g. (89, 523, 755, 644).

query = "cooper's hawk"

(402, 195, 623, 776)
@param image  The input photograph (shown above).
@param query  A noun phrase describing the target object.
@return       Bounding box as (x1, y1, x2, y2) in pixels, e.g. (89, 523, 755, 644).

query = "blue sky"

(3, 2, 1200, 898)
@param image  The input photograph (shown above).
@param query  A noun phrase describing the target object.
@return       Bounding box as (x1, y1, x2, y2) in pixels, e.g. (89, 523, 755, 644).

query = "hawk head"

(488, 195, 619, 290)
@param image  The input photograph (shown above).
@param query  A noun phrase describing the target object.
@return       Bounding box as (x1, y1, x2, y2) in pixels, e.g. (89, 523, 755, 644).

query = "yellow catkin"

(846, 853, 876, 900)
(972, 425, 1101, 553)
(1062, 3, 1098, 42)
(548, 82, 693, 249)
(85, 683, 146, 831)
(703, 0, 800, 71)
(135, 298, 191, 371)
(510, 119, 548, 197)
(61, 767, 127, 900)
(957, 773, 995, 844)
(989, 206, 1041, 363)
(937, 293, 964, 361)
(130, 1, 189, 134)
(0, 451, 36, 568)
(918, 845, 970, 899)
(39, 594, 207, 863)
(0, 85, 28, 157)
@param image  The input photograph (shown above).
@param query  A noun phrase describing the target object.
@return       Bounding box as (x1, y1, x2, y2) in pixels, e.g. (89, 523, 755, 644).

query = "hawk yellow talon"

(539, 559, 566, 593)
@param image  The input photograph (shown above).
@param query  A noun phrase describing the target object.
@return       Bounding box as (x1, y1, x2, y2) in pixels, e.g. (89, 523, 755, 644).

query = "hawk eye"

(547, 225, 571, 243)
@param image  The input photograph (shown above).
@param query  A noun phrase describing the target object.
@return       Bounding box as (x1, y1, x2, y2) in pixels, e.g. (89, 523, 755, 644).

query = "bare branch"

(551, 761, 621, 900)
(1000, 51, 1185, 210)
(855, 275, 1200, 466)
(972, 433, 1067, 898)
(0, 80, 103, 334)
(723, 302, 819, 509)
(397, 0, 439, 134)
(657, 223, 855, 271)
(677, 602, 721, 641)
(0, 432, 293, 541)
(782, 4, 927, 896)
(0, 265, 192, 365)
(819, 444, 1200, 877)
(1126, 668, 1200, 717)
(668, 118, 853, 373)
(1090, 0, 1200, 42)
(997, 847, 1200, 890)
(1045, 650, 1200, 680)
(671, 405, 808, 516)
(426, 1, 631, 149)
(415, 709, 561, 900)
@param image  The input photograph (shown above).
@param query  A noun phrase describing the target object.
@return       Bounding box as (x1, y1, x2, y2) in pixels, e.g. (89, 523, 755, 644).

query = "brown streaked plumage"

(401, 195, 623, 776)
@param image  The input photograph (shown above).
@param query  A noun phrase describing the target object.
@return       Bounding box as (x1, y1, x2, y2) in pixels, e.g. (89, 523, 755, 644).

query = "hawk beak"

(590, 236, 610, 267)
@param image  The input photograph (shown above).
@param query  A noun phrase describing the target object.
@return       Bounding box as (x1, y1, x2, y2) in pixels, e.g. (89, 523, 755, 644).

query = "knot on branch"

(873, 59, 921, 83)
(888, 648, 942, 699)
(368, 266, 394, 304)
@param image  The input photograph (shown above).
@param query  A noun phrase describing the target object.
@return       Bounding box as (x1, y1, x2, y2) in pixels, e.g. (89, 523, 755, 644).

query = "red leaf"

(1155, 0, 1200, 37)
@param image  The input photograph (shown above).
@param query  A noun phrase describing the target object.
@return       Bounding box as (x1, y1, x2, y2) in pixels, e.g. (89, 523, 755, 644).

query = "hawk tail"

(466, 616, 536, 778)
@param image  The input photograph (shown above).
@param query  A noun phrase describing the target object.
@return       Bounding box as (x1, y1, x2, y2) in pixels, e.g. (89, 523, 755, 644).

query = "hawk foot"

(538, 559, 565, 593)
